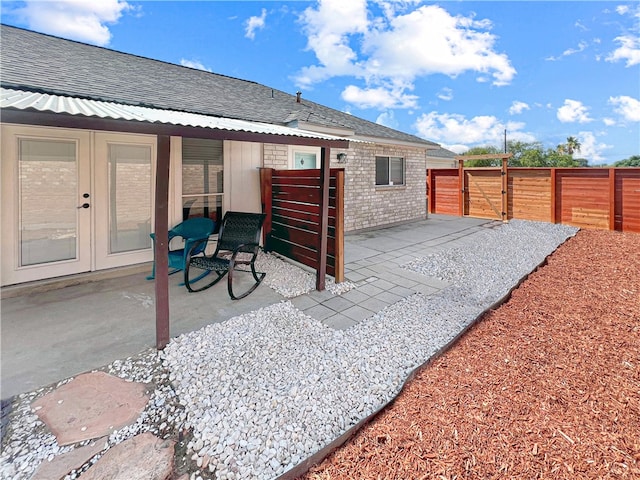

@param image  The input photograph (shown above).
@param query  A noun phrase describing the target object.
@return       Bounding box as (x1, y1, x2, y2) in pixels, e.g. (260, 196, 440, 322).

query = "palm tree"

(566, 136, 581, 156)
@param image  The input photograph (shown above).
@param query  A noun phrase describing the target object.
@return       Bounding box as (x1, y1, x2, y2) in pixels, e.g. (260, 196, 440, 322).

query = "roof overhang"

(287, 120, 356, 137)
(0, 88, 350, 148)
(350, 134, 440, 150)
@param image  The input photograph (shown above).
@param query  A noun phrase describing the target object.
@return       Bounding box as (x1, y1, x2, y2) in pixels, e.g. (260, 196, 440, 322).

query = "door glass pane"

(294, 152, 317, 169)
(19, 139, 78, 265)
(108, 144, 152, 253)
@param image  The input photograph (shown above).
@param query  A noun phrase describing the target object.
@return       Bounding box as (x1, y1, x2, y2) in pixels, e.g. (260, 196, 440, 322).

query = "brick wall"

(263, 142, 427, 232)
(341, 143, 426, 231)
(263, 143, 289, 169)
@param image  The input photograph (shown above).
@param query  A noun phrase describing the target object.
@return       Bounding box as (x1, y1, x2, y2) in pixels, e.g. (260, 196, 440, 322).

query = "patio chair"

(147, 217, 216, 281)
(183, 211, 266, 299)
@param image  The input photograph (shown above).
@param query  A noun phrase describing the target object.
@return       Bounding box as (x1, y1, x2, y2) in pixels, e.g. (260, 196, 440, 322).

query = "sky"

(2, 1, 639, 165)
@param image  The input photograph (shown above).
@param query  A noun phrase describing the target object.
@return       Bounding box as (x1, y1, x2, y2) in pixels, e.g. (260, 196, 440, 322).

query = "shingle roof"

(0, 25, 437, 148)
(427, 146, 457, 158)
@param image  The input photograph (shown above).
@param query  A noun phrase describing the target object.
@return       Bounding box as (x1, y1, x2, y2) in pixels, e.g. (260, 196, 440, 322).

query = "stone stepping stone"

(80, 432, 175, 480)
(31, 438, 106, 480)
(31, 371, 150, 446)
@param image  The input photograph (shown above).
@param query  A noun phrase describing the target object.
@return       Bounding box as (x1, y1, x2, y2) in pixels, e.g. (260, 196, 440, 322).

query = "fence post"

(334, 169, 345, 283)
(458, 159, 464, 217)
(609, 168, 616, 231)
(259, 168, 273, 250)
(501, 156, 509, 223)
(316, 147, 330, 291)
(426, 168, 434, 214)
(550, 168, 557, 224)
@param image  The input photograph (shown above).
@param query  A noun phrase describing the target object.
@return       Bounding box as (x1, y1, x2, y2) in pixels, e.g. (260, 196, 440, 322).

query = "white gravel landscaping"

(0, 220, 578, 480)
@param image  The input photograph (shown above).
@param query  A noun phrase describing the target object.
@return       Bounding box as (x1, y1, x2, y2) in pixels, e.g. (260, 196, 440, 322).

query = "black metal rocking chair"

(183, 211, 267, 299)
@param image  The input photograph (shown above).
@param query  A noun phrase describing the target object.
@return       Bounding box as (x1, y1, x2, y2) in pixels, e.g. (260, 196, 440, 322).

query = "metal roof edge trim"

(0, 87, 358, 143)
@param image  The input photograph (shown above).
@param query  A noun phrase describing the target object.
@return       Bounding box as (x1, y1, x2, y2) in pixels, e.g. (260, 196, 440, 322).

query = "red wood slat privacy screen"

(260, 168, 345, 281)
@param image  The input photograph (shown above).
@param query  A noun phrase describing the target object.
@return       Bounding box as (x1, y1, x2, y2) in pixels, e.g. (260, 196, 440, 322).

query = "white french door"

(94, 132, 155, 270)
(1, 125, 156, 286)
(1, 125, 92, 285)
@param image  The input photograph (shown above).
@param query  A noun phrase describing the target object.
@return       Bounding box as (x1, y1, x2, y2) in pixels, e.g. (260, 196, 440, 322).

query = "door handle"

(78, 203, 90, 209)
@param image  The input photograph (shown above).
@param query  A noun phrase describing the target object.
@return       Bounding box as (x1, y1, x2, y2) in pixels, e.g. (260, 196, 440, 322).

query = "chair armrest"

(229, 243, 261, 266)
(184, 237, 210, 264)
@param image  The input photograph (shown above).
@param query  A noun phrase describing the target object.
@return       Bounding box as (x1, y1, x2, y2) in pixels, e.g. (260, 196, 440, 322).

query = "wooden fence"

(427, 166, 640, 233)
(260, 168, 345, 282)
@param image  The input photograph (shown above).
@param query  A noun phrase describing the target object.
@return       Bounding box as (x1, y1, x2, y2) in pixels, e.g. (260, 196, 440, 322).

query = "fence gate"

(464, 169, 503, 220)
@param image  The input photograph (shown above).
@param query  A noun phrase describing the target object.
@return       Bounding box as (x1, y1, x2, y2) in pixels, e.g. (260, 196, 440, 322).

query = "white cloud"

(441, 144, 470, 154)
(557, 99, 593, 123)
(361, 5, 515, 86)
(575, 20, 588, 32)
(546, 40, 589, 61)
(609, 95, 640, 121)
(509, 101, 530, 115)
(606, 4, 640, 66)
(8, 0, 132, 46)
(414, 111, 535, 148)
(606, 35, 640, 66)
(437, 88, 453, 101)
(341, 85, 418, 109)
(376, 110, 399, 129)
(603, 117, 616, 126)
(245, 8, 267, 40)
(295, 1, 515, 109)
(562, 41, 588, 57)
(296, 0, 369, 86)
(180, 59, 212, 72)
(577, 131, 611, 164)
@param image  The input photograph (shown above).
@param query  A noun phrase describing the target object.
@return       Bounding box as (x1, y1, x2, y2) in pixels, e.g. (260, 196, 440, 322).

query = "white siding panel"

(224, 141, 262, 214)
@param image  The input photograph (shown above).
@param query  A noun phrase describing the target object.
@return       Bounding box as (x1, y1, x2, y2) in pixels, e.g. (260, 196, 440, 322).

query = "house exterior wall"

(263, 142, 427, 232)
(342, 143, 427, 231)
(262, 143, 289, 169)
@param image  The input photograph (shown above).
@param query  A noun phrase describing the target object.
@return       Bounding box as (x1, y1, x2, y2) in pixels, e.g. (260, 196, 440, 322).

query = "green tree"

(507, 140, 546, 166)
(566, 136, 581, 156)
(463, 146, 502, 167)
(462, 138, 590, 168)
(556, 136, 582, 159)
(613, 155, 640, 167)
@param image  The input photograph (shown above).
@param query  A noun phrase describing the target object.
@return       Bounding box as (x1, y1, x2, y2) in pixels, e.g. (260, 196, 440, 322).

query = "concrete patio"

(1, 214, 495, 401)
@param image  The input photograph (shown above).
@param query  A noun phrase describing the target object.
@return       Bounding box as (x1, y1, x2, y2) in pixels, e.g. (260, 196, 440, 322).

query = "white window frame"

(288, 145, 321, 170)
(375, 156, 405, 186)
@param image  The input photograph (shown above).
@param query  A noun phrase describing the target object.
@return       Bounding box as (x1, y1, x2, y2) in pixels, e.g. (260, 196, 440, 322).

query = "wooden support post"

(316, 147, 330, 291)
(501, 156, 509, 223)
(550, 168, 557, 224)
(458, 159, 464, 217)
(334, 169, 345, 283)
(259, 167, 273, 249)
(426, 168, 434, 214)
(609, 168, 616, 231)
(154, 135, 171, 350)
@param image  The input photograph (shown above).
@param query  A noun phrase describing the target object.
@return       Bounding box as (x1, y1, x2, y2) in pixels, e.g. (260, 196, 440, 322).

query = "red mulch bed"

(301, 229, 640, 479)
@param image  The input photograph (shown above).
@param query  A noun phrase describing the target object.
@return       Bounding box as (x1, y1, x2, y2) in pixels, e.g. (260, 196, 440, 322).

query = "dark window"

(375, 156, 404, 186)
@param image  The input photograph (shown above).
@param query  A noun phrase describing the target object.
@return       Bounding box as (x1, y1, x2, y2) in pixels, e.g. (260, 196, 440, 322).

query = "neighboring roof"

(1, 87, 352, 142)
(0, 25, 438, 148)
(426, 146, 457, 158)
